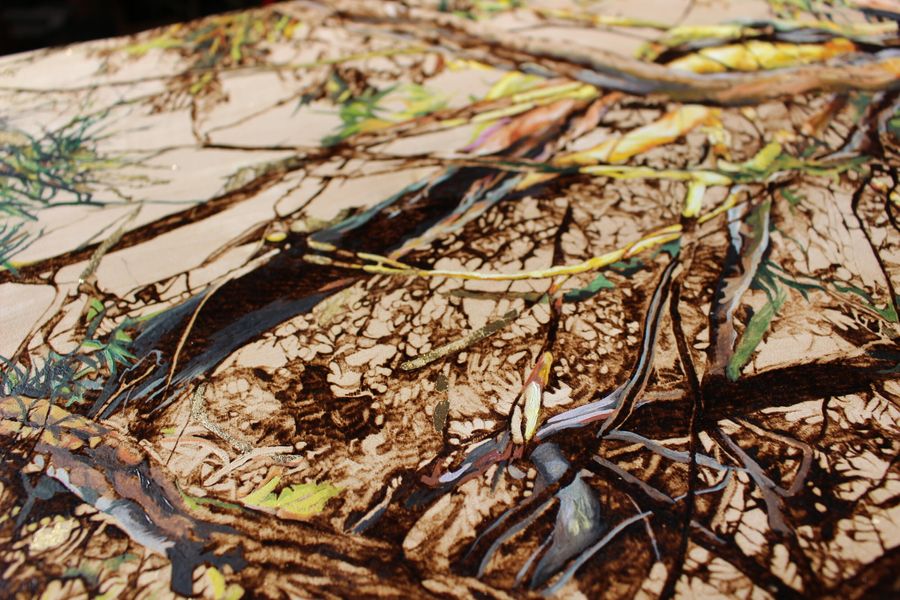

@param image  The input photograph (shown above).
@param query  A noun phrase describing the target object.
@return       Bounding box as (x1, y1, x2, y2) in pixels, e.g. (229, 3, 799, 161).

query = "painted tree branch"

(0, 397, 438, 598)
(2, 2, 898, 597)
(329, 0, 900, 105)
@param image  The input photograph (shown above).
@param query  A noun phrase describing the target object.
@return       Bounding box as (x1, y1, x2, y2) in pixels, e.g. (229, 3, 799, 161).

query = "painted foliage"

(0, 0, 898, 598)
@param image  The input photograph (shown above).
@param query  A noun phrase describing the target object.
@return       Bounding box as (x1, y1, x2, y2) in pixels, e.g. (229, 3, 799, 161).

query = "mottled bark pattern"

(0, 1, 898, 598)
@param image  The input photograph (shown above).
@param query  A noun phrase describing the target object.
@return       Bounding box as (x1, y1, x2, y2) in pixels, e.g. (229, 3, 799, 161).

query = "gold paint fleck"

(29, 517, 78, 553)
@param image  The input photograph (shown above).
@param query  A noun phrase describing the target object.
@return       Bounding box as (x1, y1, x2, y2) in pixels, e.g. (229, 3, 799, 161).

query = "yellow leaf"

(701, 119, 732, 159)
(241, 476, 340, 518)
(273, 482, 341, 518)
(537, 7, 667, 30)
(523, 381, 541, 442)
(885, 56, 900, 77)
(485, 71, 544, 101)
(392, 84, 448, 122)
(668, 39, 856, 73)
(225, 586, 244, 600)
(206, 567, 245, 600)
(447, 58, 493, 71)
(718, 141, 783, 174)
(357, 118, 393, 134)
(515, 105, 723, 193)
(207, 567, 226, 599)
(746, 141, 783, 172)
(608, 105, 714, 163)
(660, 23, 753, 44)
(240, 474, 281, 507)
(556, 139, 617, 167)
(471, 102, 535, 123)
(556, 106, 713, 169)
(29, 517, 78, 553)
(438, 117, 468, 128)
(581, 165, 732, 186)
(515, 172, 557, 191)
(682, 181, 706, 218)
(511, 81, 586, 104)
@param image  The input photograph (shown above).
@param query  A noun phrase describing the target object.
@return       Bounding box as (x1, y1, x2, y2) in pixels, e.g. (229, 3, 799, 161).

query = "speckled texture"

(0, 1, 898, 598)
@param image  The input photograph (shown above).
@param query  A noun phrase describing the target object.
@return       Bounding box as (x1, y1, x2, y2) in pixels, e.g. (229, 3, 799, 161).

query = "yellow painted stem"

(353, 188, 746, 282)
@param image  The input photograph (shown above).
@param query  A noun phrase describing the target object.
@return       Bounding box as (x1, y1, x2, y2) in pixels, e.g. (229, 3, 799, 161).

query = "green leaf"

(241, 475, 281, 506)
(273, 482, 341, 517)
(781, 188, 804, 207)
(746, 142, 782, 173)
(564, 273, 615, 302)
(80, 339, 104, 351)
(888, 115, 900, 139)
(727, 286, 787, 381)
(114, 329, 133, 343)
(775, 273, 821, 301)
(832, 282, 872, 302)
(86, 298, 105, 322)
(103, 553, 139, 571)
(241, 476, 340, 517)
(608, 257, 644, 277)
(658, 239, 682, 258)
(868, 301, 898, 323)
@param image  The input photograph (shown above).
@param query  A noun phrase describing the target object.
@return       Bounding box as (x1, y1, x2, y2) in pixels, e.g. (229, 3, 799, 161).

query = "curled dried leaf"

(667, 39, 856, 73)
